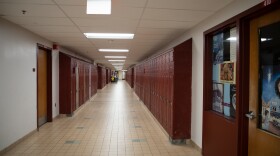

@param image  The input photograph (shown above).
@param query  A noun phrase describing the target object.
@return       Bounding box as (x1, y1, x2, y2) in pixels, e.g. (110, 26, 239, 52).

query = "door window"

(259, 21, 280, 136)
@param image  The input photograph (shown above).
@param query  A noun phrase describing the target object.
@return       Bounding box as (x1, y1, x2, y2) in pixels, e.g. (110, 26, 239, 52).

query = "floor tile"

(2, 81, 201, 156)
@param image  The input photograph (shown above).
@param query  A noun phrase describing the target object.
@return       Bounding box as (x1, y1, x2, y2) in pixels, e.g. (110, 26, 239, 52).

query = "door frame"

(240, 1, 280, 155)
(37, 44, 52, 129)
(203, 1, 280, 155)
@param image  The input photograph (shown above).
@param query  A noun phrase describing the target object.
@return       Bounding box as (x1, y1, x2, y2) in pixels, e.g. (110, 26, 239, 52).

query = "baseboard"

(190, 140, 202, 153)
(0, 129, 37, 155)
(53, 114, 61, 120)
(97, 84, 109, 92)
(139, 100, 170, 138)
(138, 94, 202, 153)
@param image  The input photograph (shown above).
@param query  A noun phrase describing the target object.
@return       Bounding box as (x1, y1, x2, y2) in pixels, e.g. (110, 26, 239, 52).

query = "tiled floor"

(4, 81, 201, 156)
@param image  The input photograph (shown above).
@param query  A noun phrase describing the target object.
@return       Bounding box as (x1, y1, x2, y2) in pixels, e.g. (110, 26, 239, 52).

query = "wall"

(0, 18, 50, 150)
(155, 0, 263, 148)
(0, 18, 87, 151)
(52, 50, 60, 118)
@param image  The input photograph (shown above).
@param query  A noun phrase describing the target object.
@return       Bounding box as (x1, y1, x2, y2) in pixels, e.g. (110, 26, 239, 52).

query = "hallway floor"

(4, 81, 201, 156)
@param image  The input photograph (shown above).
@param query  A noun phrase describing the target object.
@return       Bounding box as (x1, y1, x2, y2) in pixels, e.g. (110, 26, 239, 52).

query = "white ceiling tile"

(0, 3, 65, 17)
(142, 8, 212, 22)
(72, 17, 138, 27)
(54, 0, 147, 7)
(0, 0, 54, 4)
(134, 34, 171, 40)
(139, 20, 194, 29)
(22, 25, 80, 33)
(115, 0, 148, 7)
(80, 26, 135, 33)
(147, 0, 233, 11)
(90, 40, 132, 48)
(59, 41, 92, 47)
(36, 32, 84, 38)
(3, 17, 74, 26)
(54, 0, 86, 5)
(136, 28, 184, 35)
(60, 5, 143, 19)
(47, 37, 88, 43)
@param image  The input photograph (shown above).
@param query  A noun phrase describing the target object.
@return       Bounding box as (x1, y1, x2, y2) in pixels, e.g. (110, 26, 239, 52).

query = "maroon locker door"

(84, 64, 89, 102)
(59, 53, 72, 114)
(97, 66, 102, 89)
(71, 59, 77, 112)
(79, 62, 84, 106)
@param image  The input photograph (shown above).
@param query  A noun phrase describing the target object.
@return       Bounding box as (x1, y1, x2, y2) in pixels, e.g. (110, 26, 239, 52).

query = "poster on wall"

(261, 65, 280, 136)
(213, 64, 220, 82)
(223, 83, 231, 116)
(213, 83, 224, 113)
(213, 33, 224, 65)
(220, 61, 235, 84)
(230, 84, 236, 118)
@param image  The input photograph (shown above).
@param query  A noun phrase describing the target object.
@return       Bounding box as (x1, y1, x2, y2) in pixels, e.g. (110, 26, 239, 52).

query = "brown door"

(38, 49, 48, 127)
(249, 8, 280, 156)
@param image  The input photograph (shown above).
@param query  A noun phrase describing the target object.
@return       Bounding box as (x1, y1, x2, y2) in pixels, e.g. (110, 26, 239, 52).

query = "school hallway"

(3, 80, 201, 156)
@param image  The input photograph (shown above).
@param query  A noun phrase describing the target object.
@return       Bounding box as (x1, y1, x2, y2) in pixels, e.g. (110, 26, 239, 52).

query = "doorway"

(37, 45, 52, 128)
(248, 8, 280, 156)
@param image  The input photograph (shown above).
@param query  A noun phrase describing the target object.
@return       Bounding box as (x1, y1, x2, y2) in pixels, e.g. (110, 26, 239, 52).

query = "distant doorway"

(37, 45, 52, 128)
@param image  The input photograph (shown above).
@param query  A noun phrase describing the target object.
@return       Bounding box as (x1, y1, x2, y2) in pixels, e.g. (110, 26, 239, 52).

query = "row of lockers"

(59, 53, 107, 115)
(97, 66, 111, 89)
(126, 68, 134, 88)
(128, 39, 192, 141)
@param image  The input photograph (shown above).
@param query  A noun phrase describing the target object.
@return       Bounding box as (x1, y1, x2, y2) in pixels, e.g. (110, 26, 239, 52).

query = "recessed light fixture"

(99, 49, 129, 52)
(105, 56, 127, 59)
(84, 33, 134, 39)
(108, 60, 125, 62)
(87, 0, 111, 14)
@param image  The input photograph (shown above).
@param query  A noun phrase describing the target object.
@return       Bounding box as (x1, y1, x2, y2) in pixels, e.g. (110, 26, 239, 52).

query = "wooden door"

(38, 49, 48, 127)
(249, 8, 280, 156)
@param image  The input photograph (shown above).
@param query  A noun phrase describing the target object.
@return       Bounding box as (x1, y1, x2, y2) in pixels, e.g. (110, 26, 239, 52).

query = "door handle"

(245, 111, 256, 120)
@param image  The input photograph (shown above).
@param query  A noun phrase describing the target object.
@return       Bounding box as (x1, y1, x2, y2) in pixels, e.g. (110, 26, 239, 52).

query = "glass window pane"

(259, 21, 280, 136)
(212, 27, 237, 118)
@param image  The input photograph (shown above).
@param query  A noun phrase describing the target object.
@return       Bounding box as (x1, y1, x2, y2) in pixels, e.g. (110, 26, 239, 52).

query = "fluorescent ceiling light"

(84, 33, 134, 39)
(87, 0, 111, 14)
(108, 60, 125, 62)
(226, 37, 237, 41)
(99, 49, 129, 52)
(122, 70, 128, 71)
(105, 56, 127, 59)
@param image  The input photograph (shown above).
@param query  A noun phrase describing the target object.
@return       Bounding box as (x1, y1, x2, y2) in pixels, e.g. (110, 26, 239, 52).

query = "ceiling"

(0, 0, 233, 70)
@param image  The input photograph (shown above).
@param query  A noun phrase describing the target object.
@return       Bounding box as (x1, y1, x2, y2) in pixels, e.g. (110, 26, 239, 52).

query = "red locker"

(59, 53, 97, 116)
(128, 39, 192, 142)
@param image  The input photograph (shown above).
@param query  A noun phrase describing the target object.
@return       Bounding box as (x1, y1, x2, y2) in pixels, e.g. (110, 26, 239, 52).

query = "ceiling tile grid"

(0, 0, 234, 70)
